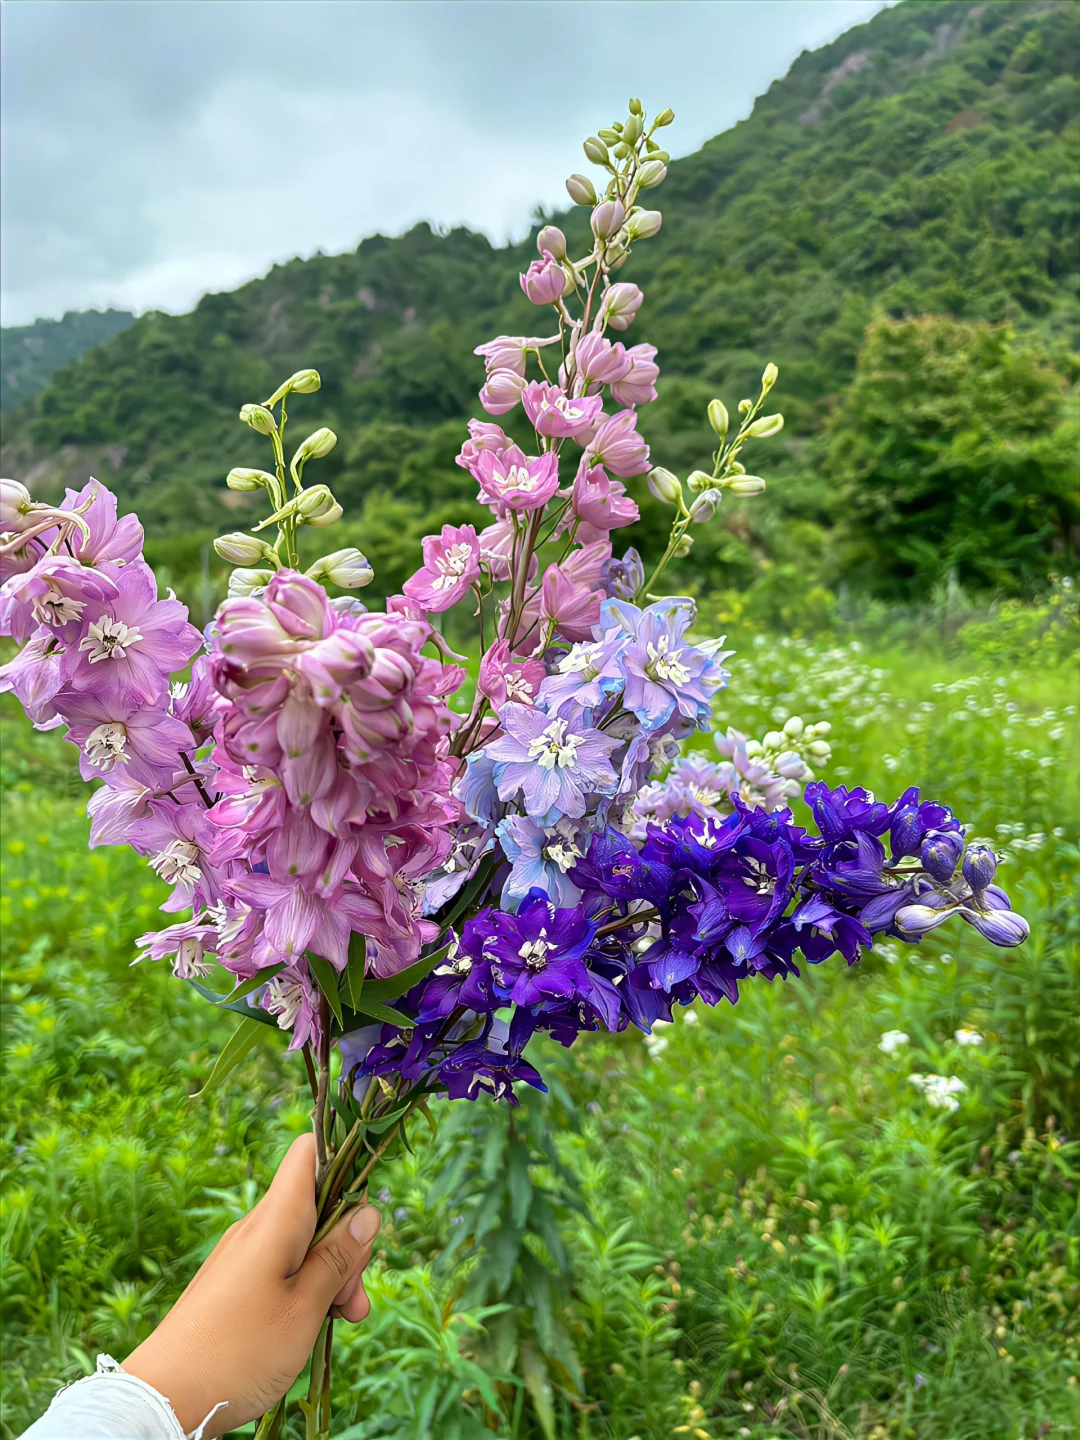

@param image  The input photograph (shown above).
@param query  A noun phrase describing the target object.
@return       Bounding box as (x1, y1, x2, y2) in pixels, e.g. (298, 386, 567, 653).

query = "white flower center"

(33, 586, 86, 627)
(558, 641, 603, 680)
(541, 394, 586, 423)
(503, 463, 539, 492)
(687, 782, 724, 809)
(646, 636, 691, 687)
(527, 717, 583, 771)
(543, 839, 582, 873)
(79, 616, 143, 664)
(83, 721, 129, 771)
(149, 840, 202, 887)
(741, 855, 774, 893)
(519, 934, 554, 970)
(173, 937, 212, 979)
(432, 544, 475, 590)
(265, 976, 304, 1030)
(434, 937, 473, 977)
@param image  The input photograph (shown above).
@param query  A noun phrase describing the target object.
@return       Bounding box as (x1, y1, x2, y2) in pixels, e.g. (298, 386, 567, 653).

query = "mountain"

(2, 0, 1075, 607)
(1, 310, 135, 415)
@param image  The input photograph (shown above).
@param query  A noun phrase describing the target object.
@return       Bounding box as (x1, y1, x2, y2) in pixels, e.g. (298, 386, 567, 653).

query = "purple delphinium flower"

(485, 703, 620, 823)
(804, 782, 892, 848)
(61, 694, 194, 788)
(601, 547, 644, 601)
(61, 562, 202, 706)
(889, 786, 961, 860)
(602, 598, 728, 731)
(485, 892, 621, 1024)
(439, 1012, 547, 1105)
(496, 814, 584, 910)
(536, 632, 624, 717)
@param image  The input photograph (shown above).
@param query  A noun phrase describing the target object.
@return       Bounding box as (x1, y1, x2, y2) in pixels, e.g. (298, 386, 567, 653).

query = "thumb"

(296, 1204, 381, 1311)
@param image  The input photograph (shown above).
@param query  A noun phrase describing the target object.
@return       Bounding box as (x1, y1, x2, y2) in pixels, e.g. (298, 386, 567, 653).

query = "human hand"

(124, 1133, 380, 1437)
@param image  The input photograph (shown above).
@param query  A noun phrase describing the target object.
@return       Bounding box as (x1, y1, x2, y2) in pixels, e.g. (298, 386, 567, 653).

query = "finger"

(296, 1205, 380, 1312)
(332, 1273, 371, 1324)
(256, 1134, 319, 1273)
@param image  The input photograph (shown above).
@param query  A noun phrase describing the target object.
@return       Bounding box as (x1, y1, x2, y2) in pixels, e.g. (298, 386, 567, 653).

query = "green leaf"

(305, 950, 343, 1028)
(187, 979, 279, 1027)
(193, 1017, 270, 1098)
(342, 995, 410, 1028)
(362, 941, 451, 1004)
(341, 932, 366, 1011)
(228, 962, 286, 1002)
(521, 1341, 557, 1440)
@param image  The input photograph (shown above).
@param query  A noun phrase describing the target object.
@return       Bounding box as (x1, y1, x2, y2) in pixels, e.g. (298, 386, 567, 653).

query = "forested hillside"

(2, 0, 1076, 610)
(0, 309, 134, 414)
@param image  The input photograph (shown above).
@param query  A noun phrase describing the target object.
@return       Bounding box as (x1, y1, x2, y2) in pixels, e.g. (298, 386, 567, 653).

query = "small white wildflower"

(908, 1073, 966, 1112)
(954, 1028, 983, 1047)
(879, 1029, 910, 1054)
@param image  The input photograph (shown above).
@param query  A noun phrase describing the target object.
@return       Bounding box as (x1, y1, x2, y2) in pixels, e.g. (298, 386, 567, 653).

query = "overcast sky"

(0, 0, 889, 328)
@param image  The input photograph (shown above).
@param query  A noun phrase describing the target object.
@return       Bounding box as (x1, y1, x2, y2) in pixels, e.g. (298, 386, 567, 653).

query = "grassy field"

(1, 634, 1078, 1440)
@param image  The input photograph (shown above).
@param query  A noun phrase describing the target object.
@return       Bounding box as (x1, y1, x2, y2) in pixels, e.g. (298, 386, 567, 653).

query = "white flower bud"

(707, 399, 729, 439)
(747, 413, 784, 439)
(294, 427, 338, 463)
(808, 740, 832, 759)
(583, 136, 609, 165)
(566, 174, 597, 206)
(728, 476, 767, 496)
(228, 567, 274, 597)
(637, 160, 667, 189)
(761, 362, 779, 392)
(809, 721, 832, 737)
(307, 547, 374, 588)
(239, 404, 277, 436)
(264, 369, 322, 406)
(295, 485, 336, 518)
(622, 113, 643, 146)
(764, 731, 783, 750)
(537, 225, 567, 260)
(0, 479, 32, 526)
(226, 467, 276, 492)
(687, 469, 714, 494)
(628, 209, 663, 240)
(672, 533, 694, 558)
(647, 467, 682, 505)
(214, 531, 274, 566)
(688, 488, 722, 524)
(306, 500, 343, 528)
(783, 715, 804, 738)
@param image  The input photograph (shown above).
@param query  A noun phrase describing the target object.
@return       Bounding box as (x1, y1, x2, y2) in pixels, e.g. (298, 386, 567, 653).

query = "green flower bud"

(214, 531, 274, 566)
(583, 136, 609, 165)
(688, 488, 722, 524)
(738, 399, 753, 415)
(622, 113, 643, 146)
(672, 533, 694, 558)
(707, 399, 729, 439)
(614, 142, 631, 161)
(226, 467, 276, 492)
(629, 97, 643, 116)
(306, 500, 343, 528)
(747, 413, 784, 439)
(729, 476, 767, 496)
(307, 547, 374, 589)
(637, 160, 668, 189)
(566, 173, 597, 206)
(294, 427, 338, 463)
(761, 362, 779, 391)
(647, 467, 683, 505)
(228, 567, 274, 597)
(655, 108, 675, 128)
(296, 484, 338, 518)
(239, 403, 277, 436)
(687, 469, 715, 494)
(597, 128, 620, 144)
(264, 369, 322, 406)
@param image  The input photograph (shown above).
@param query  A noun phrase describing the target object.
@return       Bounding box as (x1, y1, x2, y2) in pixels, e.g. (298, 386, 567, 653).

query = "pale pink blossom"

(521, 381, 603, 439)
(476, 445, 560, 512)
(570, 462, 639, 542)
(585, 409, 651, 477)
(402, 524, 481, 612)
(610, 343, 659, 407)
(479, 369, 527, 416)
(519, 251, 565, 306)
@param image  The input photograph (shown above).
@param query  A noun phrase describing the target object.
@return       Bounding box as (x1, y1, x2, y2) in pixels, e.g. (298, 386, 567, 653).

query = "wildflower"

(879, 1029, 910, 1054)
(476, 445, 560, 512)
(908, 1073, 966, 1112)
(954, 1028, 983, 1046)
(402, 524, 481, 611)
(485, 703, 620, 823)
(522, 381, 603, 440)
(519, 251, 565, 306)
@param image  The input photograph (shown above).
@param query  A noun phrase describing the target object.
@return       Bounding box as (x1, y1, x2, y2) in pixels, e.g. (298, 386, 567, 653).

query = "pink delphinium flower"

(61, 693, 194, 787)
(519, 252, 565, 306)
(0, 628, 66, 728)
(0, 554, 118, 644)
(572, 332, 632, 388)
(59, 477, 144, 571)
(474, 336, 558, 377)
(478, 641, 546, 708)
(610, 343, 659, 407)
(403, 524, 481, 612)
(540, 563, 605, 643)
(479, 369, 527, 416)
(584, 409, 651, 477)
(476, 445, 560, 512)
(456, 419, 509, 475)
(522, 381, 603, 440)
(129, 801, 226, 913)
(570, 462, 639, 542)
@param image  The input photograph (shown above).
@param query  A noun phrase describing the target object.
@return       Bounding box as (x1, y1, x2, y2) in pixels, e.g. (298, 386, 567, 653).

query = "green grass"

(1, 635, 1078, 1439)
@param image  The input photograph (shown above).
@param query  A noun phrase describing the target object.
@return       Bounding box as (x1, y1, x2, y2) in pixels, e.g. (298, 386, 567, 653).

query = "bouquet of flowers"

(0, 100, 1028, 1438)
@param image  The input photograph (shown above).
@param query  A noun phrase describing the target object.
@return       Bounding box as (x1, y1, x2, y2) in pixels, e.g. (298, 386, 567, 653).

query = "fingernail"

(348, 1205, 381, 1246)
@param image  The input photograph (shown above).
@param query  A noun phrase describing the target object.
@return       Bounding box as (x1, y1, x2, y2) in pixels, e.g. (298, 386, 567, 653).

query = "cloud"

(0, 0, 889, 325)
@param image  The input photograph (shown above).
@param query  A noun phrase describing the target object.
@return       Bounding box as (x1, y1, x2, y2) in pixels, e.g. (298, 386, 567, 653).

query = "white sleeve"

(20, 1355, 227, 1440)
